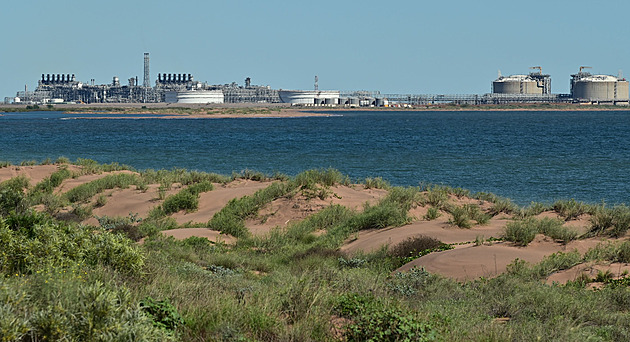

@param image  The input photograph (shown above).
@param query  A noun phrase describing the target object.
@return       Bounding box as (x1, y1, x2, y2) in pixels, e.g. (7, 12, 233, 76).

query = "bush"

(65, 173, 144, 203)
(590, 204, 630, 238)
(0, 211, 144, 275)
(537, 217, 578, 243)
(420, 185, 449, 208)
(334, 293, 435, 342)
(423, 207, 441, 221)
(32, 167, 72, 194)
(504, 219, 538, 246)
(488, 197, 517, 216)
(0, 276, 171, 340)
(162, 191, 198, 215)
(388, 235, 444, 259)
(447, 206, 472, 228)
(553, 199, 589, 221)
(364, 177, 390, 189)
(140, 297, 184, 331)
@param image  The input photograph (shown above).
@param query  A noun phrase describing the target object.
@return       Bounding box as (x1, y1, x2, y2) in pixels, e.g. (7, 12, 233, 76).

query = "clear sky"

(2, 0, 629, 98)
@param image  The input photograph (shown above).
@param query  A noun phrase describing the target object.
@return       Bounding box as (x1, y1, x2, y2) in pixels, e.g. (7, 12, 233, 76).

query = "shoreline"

(1, 102, 629, 119)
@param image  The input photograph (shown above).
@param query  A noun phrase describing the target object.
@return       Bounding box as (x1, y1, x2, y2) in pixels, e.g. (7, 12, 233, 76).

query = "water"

(1, 110, 629, 205)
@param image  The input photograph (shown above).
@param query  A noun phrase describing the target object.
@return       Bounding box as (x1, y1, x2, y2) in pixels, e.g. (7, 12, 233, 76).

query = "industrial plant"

(4, 53, 629, 106)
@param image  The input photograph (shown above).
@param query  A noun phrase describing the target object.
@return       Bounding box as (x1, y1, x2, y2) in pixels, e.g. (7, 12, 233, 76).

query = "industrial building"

(6, 53, 281, 105)
(4, 56, 629, 107)
(570, 67, 629, 105)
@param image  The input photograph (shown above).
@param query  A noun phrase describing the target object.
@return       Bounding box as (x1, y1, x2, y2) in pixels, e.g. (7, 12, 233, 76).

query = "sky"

(1, 0, 629, 98)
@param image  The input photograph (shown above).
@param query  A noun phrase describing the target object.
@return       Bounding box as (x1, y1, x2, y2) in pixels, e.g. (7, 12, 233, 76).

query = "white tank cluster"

(570, 68, 629, 104)
(492, 66, 629, 104)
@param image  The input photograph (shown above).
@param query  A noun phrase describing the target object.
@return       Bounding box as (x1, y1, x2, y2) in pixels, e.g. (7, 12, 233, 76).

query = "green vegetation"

(64, 173, 145, 203)
(150, 181, 214, 217)
(504, 217, 579, 246)
(5, 161, 630, 340)
(364, 176, 390, 189)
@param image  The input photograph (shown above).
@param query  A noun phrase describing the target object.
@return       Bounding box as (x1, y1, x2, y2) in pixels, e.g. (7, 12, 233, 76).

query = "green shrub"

(0, 177, 30, 215)
(420, 185, 449, 208)
(0, 276, 171, 340)
(447, 206, 472, 228)
(590, 204, 630, 238)
(209, 181, 296, 238)
(140, 297, 184, 331)
(71, 204, 93, 220)
(537, 217, 578, 243)
(95, 194, 108, 207)
(364, 177, 390, 189)
(32, 167, 72, 194)
(553, 199, 589, 221)
(504, 219, 538, 246)
(334, 293, 435, 342)
(64, 173, 144, 203)
(55, 156, 70, 164)
(488, 197, 517, 216)
(162, 191, 198, 215)
(0, 211, 144, 275)
(294, 168, 349, 188)
(423, 207, 441, 221)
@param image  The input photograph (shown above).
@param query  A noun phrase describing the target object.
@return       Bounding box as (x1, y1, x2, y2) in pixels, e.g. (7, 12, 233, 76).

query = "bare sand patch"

(83, 184, 180, 225)
(171, 179, 270, 225)
(396, 236, 565, 281)
(546, 262, 630, 285)
(342, 217, 509, 255)
(0, 165, 79, 185)
(327, 185, 387, 211)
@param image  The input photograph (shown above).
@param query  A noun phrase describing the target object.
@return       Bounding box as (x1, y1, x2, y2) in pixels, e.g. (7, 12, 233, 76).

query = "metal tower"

(143, 53, 150, 87)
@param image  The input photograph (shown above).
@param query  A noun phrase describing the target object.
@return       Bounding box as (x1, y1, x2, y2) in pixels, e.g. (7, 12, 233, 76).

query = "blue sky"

(1, 0, 629, 98)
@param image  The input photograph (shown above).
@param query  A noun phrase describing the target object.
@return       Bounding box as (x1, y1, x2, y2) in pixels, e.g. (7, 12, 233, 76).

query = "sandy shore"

(2, 164, 627, 284)
(3, 102, 629, 119)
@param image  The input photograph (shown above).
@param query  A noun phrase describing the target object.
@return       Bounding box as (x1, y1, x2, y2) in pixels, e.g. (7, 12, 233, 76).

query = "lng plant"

(5, 53, 629, 106)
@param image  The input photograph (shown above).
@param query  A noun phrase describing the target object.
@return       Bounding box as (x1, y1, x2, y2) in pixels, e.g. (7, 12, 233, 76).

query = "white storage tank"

(165, 90, 224, 104)
(492, 74, 546, 94)
(278, 90, 340, 105)
(571, 71, 629, 103)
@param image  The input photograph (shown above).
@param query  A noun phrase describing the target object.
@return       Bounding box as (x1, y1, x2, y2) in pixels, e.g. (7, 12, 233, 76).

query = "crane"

(530, 66, 542, 74)
(579, 66, 592, 73)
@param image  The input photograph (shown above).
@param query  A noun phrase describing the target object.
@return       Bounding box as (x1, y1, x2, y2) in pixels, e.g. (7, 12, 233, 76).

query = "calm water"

(1, 110, 629, 205)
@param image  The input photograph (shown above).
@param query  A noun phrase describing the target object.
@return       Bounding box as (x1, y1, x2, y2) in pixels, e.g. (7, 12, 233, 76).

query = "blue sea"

(1, 110, 629, 205)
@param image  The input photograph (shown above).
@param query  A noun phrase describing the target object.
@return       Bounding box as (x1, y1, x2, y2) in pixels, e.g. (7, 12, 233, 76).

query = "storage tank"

(278, 90, 340, 105)
(571, 70, 629, 103)
(492, 74, 547, 94)
(165, 90, 224, 104)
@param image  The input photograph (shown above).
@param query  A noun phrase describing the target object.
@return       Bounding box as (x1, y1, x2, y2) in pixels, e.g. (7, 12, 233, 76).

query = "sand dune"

(0, 164, 80, 185)
(172, 180, 271, 225)
(4, 165, 620, 282)
(342, 217, 510, 254)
